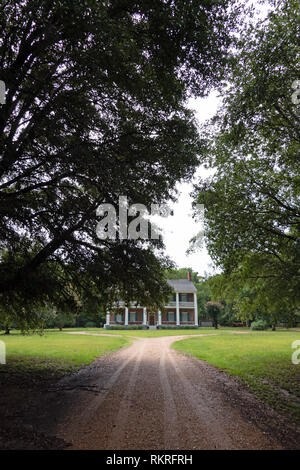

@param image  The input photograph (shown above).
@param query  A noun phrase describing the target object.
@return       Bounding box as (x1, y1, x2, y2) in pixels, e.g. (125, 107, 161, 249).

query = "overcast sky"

(158, 0, 271, 277)
(157, 92, 221, 277)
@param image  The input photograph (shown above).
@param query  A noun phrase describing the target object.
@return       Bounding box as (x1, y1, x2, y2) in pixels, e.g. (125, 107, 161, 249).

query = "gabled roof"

(167, 279, 197, 293)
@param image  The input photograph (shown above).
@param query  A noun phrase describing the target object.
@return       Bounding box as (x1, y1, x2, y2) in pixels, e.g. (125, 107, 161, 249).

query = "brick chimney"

(187, 271, 191, 281)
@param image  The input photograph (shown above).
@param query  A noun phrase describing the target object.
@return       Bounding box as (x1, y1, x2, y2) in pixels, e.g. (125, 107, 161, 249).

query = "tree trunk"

(5, 325, 10, 335)
(272, 324, 276, 331)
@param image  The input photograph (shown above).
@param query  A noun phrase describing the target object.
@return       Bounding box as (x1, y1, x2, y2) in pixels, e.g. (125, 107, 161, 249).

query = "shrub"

(251, 320, 269, 331)
(105, 325, 148, 330)
(85, 321, 97, 328)
(205, 301, 223, 329)
(157, 325, 198, 330)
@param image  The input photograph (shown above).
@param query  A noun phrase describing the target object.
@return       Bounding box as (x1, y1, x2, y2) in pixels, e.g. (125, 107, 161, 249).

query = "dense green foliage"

(0, 0, 238, 327)
(158, 325, 199, 329)
(251, 320, 269, 331)
(205, 300, 222, 328)
(105, 324, 147, 330)
(194, 0, 300, 322)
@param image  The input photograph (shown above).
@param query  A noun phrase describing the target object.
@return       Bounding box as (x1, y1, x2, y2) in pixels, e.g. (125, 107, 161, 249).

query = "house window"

(129, 311, 137, 322)
(179, 293, 190, 302)
(116, 313, 124, 322)
(167, 312, 175, 322)
(180, 312, 190, 322)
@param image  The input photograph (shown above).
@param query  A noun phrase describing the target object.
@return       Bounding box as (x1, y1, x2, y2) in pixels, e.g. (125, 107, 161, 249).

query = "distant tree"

(193, 0, 300, 314)
(167, 267, 199, 284)
(206, 268, 300, 330)
(54, 312, 76, 331)
(196, 282, 212, 318)
(206, 301, 222, 329)
(0, 0, 239, 327)
(0, 308, 13, 334)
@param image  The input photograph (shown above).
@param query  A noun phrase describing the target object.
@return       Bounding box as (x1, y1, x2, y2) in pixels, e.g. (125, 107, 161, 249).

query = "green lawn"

(0, 330, 129, 384)
(2, 327, 300, 426)
(0, 327, 234, 384)
(173, 331, 300, 425)
(0, 330, 130, 442)
(63, 326, 238, 337)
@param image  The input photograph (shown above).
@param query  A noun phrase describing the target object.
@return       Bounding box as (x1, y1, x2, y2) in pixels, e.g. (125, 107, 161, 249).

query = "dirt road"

(34, 334, 300, 450)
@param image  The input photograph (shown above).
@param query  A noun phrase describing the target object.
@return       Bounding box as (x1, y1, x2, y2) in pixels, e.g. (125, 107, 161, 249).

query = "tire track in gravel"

(54, 338, 143, 432)
(159, 342, 179, 449)
(105, 340, 146, 448)
(166, 343, 235, 449)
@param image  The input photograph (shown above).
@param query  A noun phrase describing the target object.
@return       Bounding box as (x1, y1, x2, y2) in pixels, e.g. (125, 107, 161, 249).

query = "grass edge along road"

(61, 326, 234, 337)
(1, 328, 300, 429)
(0, 331, 130, 450)
(0, 331, 130, 383)
(0, 327, 230, 397)
(173, 331, 300, 428)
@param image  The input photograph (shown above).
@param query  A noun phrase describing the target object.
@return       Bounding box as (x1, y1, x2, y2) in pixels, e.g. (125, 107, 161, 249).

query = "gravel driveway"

(35, 333, 300, 450)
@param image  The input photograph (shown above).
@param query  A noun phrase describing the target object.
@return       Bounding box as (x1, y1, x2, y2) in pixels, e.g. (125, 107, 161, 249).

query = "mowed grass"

(0, 327, 234, 385)
(66, 326, 236, 337)
(173, 331, 300, 425)
(0, 330, 129, 384)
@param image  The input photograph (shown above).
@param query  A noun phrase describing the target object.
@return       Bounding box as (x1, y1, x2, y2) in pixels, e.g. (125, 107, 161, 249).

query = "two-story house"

(104, 275, 212, 328)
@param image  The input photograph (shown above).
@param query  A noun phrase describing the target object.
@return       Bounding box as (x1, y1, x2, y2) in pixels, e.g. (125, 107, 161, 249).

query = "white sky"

(158, 92, 221, 276)
(158, 0, 272, 276)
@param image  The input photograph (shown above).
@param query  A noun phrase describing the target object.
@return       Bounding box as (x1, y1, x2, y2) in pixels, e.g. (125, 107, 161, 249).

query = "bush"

(205, 301, 223, 329)
(105, 325, 148, 330)
(251, 320, 269, 331)
(85, 321, 97, 328)
(157, 325, 198, 330)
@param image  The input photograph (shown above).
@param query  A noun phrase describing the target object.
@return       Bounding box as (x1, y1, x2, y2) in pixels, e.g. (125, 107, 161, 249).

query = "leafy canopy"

(193, 0, 300, 315)
(0, 0, 238, 325)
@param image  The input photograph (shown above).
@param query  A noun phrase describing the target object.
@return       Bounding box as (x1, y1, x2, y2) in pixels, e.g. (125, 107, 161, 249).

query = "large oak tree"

(194, 0, 300, 316)
(0, 0, 237, 325)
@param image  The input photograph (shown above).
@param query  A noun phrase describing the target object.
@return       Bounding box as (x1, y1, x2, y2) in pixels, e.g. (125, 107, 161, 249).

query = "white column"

(176, 292, 180, 326)
(143, 307, 147, 325)
(158, 309, 162, 326)
(194, 293, 198, 326)
(105, 312, 110, 327)
(125, 307, 129, 326)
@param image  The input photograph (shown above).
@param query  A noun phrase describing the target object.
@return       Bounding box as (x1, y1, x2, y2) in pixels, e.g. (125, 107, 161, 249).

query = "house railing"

(166, 301, 194, 308)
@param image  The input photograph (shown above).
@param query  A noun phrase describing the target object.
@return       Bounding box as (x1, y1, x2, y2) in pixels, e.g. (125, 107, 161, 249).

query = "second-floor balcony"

(166, 301, 194, 308)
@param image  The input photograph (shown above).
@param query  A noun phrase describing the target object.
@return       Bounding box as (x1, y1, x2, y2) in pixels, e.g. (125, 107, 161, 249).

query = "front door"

(149, 313, 155, 326)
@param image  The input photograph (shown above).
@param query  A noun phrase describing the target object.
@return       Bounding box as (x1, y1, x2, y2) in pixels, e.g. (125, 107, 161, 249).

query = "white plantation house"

(105, 274, 213, 329)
